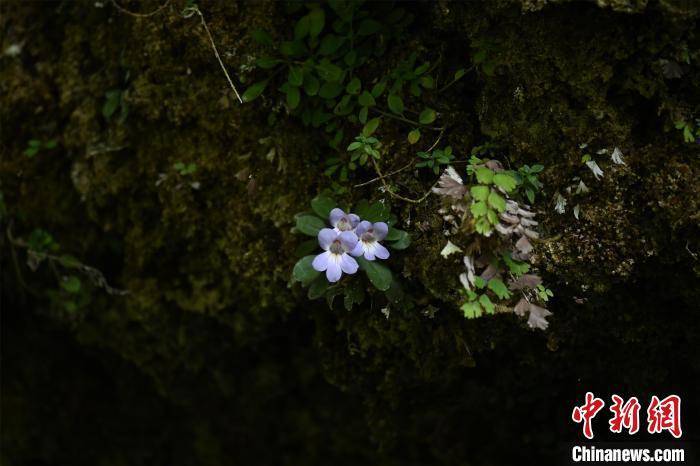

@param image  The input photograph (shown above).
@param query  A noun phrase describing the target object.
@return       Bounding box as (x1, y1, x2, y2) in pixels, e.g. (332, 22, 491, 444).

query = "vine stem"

(353, 127, 445, 188)
(184, 6, 243, 103)
(111, 0, 171, 18)
(437, 66, 474, 93)
(370, 157, 436, 204)
(371, 108, 444, 131)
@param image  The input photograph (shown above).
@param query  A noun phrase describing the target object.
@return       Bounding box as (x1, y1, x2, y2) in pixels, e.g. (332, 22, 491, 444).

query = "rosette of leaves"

(291, 195, 410, 310)
(416, 146, 454, 175)
(346, 117, 381, 167)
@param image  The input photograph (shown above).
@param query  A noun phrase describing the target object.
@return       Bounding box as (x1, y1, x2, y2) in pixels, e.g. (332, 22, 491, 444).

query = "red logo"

(647, 395, 682, 438)
(572, 393, 682, 439)
(572, 392, 606, 439)
(609, 395, 641, 435)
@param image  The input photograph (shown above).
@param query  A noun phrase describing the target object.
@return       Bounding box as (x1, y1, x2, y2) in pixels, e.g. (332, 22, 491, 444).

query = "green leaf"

(470, 200, 488, 217)
(487, 278, 511, 299)
(419, 108, 436, 124)
(474, 217, 492, 235)
(294, 15, 310, 40)
(355, 200, 390, 222)
(502, 252, 530, 276)
(295, 239, 318, 257)
(479, 294, 495, 314)
(493, 173, 517, 192)
(358, 106, 368, 124)
(303, 74, 320, 96)
(295, 215, 325, 236)
(371, 81, 387, 98)
(318, 81, 343, 99)
(347, 141, 362, 151)
(288, 66, 303, 86)
(286, 86, 301, 109)
(388, 230, 410, 250)
(486, 208, 499, 225)
(102, 90, 121, 119)
(385, 227, 403, 241)
(307, 275, 329, 299)
(308, 8, 325, 38)
(357, 257, 392, 291)
(319, 34, 344, 55)
(251, 29, 273, 46)
(358, 91, 375, 107)
(293, 255, 320, 285)
(470, 185, 489, 201)
(242, 80, 268, 102)
(407, 128, 420, 144)
(61, 275, 82, 294)
(461, 301, 482, 319)
(362, 117, 380, 137)
(475, 167, 494, 184)
(414, 62, 430, 75)
(346, 77, 361, 95)
(487, 191, 506, 212)
(344, 50, 356, 66)
(316, 61, 343, 82)
(387, 94, 404, 114)
(357, 18, 381, 36)
(526, 188, 535, 204)
(310, 195, 335, 219)
(454, 68, 466, 80)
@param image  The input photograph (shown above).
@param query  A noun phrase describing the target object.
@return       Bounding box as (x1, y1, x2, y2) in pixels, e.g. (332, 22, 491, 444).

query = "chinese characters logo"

(572, 392, 682, 439)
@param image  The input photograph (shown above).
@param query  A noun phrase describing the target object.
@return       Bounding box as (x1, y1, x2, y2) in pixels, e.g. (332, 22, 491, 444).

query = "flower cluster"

(312, 208, 390, 282)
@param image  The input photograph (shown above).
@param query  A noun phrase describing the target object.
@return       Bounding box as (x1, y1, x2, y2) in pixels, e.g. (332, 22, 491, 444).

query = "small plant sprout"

(416, 146, 454, 175)
(351, 221, 390, 260)
(24, 139, 58, 157)
(347, 133, 381, 167)
(674, 119, 700, 143)
(312, 229, 360, 282)
(515, 164, 544, 203)
(174, 162, 198, 175)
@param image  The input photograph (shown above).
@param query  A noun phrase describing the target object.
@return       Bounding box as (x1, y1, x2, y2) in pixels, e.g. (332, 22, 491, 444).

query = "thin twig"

(371, 108, 444, 131)
(425, 127, 446, 152)
(438, 66, 474, 93)
(111, 0, 171, 18)
(354, 127, 446, 188)
(6, 224, 129, 296)
(354, 160, 413, 187)
(371, 157, 436, 204)
(184, 6, 243, 103)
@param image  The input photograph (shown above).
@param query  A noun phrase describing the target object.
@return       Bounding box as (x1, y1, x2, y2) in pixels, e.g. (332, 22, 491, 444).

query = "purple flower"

(351, 221, 390, 261)
(312, 228, 359, 282)
(329, 208, 360, 232)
